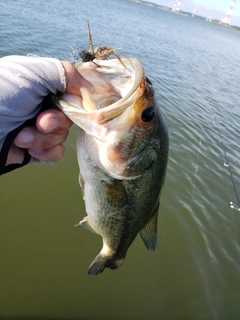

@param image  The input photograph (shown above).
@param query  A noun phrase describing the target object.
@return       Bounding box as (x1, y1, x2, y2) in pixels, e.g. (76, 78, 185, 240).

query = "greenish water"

(1, 0, 240, 319)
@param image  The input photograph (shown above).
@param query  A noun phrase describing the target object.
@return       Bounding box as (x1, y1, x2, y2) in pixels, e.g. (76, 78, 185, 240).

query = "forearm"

(0, 55, 67, 152)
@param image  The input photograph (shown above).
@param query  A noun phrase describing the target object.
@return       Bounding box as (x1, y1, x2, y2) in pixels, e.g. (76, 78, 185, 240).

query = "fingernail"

(44, 117, 59, 133)
(17, 128, 34, 147)
(31, 149, 43, 154)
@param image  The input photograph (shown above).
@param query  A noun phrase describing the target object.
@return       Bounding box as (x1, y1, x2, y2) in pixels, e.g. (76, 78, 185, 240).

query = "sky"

(144, 0, 240, 26)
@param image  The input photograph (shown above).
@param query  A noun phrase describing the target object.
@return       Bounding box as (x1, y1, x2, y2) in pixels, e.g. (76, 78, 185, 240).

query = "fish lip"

(58, 57, 144, 113)
(87, 58, 145, 121)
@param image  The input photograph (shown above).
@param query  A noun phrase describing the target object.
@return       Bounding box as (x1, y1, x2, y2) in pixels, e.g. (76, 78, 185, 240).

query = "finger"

(14, 127, 69, 149)
(61, 61, 94, 95)
(28, 144, 65, 162)
(36, 109, 73, 134)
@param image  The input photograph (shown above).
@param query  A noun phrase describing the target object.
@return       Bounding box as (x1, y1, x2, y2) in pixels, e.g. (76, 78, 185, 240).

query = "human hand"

(5, 61, 92, 167)
(6, 109, 73, 166)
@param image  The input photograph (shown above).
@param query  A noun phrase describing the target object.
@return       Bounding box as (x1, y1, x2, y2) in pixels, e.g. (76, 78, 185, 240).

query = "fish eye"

(141, 107, 156, 122)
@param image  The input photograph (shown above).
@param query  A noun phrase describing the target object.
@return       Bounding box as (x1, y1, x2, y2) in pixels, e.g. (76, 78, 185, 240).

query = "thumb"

(61, 61, 94, 96)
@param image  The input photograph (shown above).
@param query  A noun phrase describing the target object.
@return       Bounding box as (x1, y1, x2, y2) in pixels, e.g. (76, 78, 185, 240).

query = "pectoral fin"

(126, 147, 157, 174)
(75, 216, 96, 234)
(140, 202, 159, 251)
(101, 180, 128, 207)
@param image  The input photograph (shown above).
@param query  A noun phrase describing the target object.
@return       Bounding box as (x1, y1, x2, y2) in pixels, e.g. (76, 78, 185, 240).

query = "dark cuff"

(0, 118, 36, 175)
(0, 95, 58, 175)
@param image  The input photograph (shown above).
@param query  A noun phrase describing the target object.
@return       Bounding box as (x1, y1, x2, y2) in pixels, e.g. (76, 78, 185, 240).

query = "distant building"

(172, 0, 181, 13)
(220, 0, 237, 26)
(206, 15, 212, 22)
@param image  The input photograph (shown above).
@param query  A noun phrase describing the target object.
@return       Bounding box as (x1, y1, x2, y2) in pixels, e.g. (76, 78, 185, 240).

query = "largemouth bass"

(57, 56, 169, 276)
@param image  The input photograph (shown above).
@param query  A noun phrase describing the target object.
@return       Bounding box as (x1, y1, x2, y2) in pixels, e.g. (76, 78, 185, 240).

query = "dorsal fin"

(140, 202, 159, 251)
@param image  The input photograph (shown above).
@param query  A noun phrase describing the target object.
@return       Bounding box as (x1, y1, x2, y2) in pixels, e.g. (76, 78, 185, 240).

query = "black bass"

(57, 57, 169, 276)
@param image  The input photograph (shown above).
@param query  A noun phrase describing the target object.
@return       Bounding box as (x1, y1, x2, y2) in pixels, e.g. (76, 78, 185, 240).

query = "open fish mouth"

(56, 57, 145, 141)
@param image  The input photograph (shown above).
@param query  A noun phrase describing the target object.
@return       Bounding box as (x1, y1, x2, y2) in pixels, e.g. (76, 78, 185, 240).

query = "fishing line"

(209, 102, 240, 211)
(191, 137, 202, 200)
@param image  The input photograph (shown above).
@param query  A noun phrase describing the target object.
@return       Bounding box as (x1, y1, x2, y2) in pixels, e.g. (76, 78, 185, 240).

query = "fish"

(57, 56, 169, 276)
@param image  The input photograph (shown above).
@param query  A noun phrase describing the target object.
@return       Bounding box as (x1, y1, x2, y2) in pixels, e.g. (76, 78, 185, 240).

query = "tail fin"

(87, 253, 125, 276)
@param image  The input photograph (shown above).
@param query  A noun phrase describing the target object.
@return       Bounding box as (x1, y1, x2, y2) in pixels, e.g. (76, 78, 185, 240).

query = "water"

(1, 0, 240, 319)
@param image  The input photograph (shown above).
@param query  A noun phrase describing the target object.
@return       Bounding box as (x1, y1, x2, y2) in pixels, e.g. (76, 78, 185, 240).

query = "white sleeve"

(0, 55, 67, 173)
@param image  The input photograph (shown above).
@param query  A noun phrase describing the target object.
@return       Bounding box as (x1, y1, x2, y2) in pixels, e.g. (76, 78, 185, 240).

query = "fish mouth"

(56, 58, 145, 141)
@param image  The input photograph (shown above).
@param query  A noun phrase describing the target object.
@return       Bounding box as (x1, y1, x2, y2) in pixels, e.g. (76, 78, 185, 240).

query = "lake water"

(1, 0, 240, 319)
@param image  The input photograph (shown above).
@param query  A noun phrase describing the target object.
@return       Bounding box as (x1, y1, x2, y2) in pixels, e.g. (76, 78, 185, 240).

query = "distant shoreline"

(129, 0, 240, 31)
